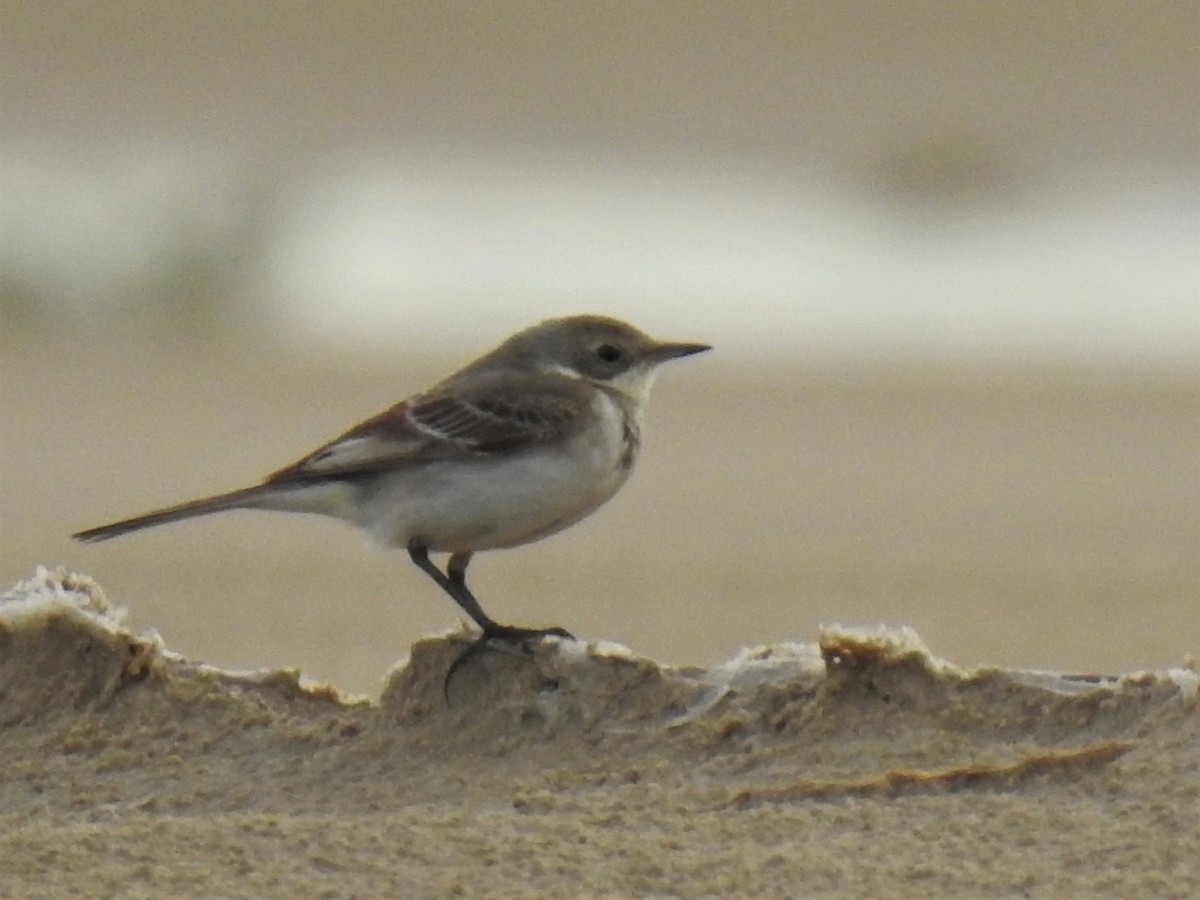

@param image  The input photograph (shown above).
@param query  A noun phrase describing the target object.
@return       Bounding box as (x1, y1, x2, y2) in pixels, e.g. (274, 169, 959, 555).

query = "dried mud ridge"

(2, 568, 1196, 820)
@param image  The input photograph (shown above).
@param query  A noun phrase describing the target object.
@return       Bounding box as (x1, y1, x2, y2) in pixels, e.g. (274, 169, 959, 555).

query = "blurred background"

(2, 2, 1197, 694)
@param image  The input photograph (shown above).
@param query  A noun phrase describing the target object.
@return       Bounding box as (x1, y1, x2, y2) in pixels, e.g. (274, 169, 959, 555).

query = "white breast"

(357, 389, 636, 552)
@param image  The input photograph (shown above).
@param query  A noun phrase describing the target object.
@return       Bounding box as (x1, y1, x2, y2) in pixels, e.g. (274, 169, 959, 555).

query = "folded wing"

(265, 373, 586, 484)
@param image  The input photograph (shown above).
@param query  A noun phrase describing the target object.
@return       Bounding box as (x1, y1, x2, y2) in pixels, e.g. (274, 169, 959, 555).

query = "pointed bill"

(648, 341, 712, 364)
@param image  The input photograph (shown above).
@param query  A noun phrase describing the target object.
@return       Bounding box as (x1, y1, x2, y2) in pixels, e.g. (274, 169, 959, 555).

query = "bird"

(74, 314, 710, 686)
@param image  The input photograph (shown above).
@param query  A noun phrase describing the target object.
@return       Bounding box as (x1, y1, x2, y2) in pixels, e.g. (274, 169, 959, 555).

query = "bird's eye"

(596, 344, 623, 363)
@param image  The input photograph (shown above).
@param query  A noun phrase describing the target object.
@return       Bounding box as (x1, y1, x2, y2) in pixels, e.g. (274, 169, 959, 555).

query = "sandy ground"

(2, 336, 1198, 896)
(1, 569, 1197, 899)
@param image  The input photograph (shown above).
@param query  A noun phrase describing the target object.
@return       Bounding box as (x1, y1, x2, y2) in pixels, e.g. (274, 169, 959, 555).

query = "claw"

(443, 625, 574, 702)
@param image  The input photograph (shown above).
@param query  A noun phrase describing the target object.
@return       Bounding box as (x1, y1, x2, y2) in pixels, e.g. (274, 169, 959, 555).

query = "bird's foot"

(443, 624, 574, 702)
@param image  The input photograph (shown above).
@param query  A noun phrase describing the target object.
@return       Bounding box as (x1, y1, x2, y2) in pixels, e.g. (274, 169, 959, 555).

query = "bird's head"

(507, 314, 710, 403)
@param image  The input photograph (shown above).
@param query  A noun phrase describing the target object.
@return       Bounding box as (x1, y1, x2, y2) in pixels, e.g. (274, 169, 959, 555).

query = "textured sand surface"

(1, 569, 1198, 899)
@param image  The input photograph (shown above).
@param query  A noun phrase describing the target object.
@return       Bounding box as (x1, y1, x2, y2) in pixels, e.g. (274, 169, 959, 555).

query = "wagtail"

(74, 315, 710, 684)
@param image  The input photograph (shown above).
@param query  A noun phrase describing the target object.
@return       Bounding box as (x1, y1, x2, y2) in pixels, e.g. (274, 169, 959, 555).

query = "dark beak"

(650, 341, 712, 363)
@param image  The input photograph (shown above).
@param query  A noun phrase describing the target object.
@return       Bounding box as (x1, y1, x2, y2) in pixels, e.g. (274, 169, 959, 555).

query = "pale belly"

(352, 400, 636, 553)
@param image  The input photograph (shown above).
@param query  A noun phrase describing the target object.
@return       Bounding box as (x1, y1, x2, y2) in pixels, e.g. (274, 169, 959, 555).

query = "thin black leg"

(408, 544, 500, 632)
(406, 542, 574, 700)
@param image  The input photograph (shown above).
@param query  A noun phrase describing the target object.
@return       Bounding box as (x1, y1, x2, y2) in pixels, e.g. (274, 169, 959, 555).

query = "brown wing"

(264, 372, 586, 484)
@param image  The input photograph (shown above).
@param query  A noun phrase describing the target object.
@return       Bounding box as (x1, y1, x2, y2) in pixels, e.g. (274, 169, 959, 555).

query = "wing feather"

(264, 373, 585, 484)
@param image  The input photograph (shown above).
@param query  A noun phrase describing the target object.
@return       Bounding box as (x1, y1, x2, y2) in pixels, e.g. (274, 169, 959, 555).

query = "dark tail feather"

(73, 485, 269, 542)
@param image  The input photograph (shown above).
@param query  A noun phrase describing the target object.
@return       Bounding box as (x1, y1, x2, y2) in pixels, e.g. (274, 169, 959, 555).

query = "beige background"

(3, 2, 1197, 356)
(2, 6, 1198, 896)
(3, 1, 1198, 695)
(4, 7, 1195, 696)
(4, 338, 1196, 694)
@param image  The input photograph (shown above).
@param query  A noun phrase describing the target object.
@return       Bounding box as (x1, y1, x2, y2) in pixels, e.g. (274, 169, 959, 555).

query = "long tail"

(73, 485, 272, 543)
